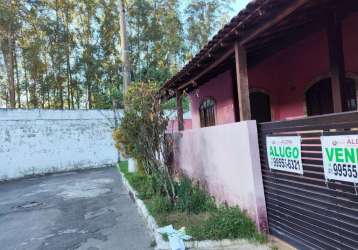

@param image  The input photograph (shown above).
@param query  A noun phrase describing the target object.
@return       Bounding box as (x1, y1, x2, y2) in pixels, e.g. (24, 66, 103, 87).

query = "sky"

(231, 0, 252, 18)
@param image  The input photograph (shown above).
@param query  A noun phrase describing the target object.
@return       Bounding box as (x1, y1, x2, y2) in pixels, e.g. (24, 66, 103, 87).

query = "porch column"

(235, 42, 251, 120)
(176, 89, 184, 131)
(328, 12, 345, 113)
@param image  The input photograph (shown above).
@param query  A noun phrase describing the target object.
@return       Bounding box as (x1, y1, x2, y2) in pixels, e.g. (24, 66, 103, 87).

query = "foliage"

(112, 129, 127, 157)
(119, 161, 155, 199)
(118, 162, 266, 243)
(185, 0, 234, 55)
(174, 177, 216, 214)
(147, 195, 173, 215)
(0, 0, 234, 108)
(117, 82, 176, 202)
(188, 207, 266, 242)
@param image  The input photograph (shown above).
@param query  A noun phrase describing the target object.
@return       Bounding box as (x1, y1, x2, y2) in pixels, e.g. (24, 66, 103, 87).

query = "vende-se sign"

(321, 135, 358, 183)
(266, 136, 303, 174)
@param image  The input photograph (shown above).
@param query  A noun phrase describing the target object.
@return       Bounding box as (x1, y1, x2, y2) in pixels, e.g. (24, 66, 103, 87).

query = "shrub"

(188, 207, 265, 242)
(147, 195, 173, 215)
(112, 129, 127, 157)
(119, 162, 155, 199)
(116, 82, 176, 203)
(175, 177, 216, 214)
(119, 163, 266, 244)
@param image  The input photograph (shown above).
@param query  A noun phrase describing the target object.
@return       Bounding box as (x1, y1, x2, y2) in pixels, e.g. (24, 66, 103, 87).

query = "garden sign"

(321, 135, 358, 183)
(266, 136, 303, 174)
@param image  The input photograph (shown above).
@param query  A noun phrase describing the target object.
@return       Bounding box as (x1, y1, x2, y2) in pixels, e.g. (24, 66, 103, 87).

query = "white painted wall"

(0, 109, 119, 181)
(173, 121, 268, 231)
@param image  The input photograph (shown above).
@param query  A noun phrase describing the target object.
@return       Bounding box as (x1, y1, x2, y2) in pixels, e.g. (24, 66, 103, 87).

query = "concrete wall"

(188, 12, 358, 124)
(0, 109, 118, 181)
(173, 121, 268, 231)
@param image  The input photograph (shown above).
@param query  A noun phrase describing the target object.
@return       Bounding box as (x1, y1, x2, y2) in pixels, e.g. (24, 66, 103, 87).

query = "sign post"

(266, 136, 303, 174)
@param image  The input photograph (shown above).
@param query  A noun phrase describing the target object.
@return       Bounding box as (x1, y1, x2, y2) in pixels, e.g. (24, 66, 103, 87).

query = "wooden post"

(119, 0, 131, 95)
(328, 12, 345, 113)
(176, 90, 184, 131)
(235, 42, 251, 121)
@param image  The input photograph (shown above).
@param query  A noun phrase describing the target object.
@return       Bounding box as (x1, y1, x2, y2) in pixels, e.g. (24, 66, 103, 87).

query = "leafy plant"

(116, 82, 176, 203)
(188, 207, 266, 242)
(119, 161, 155, 199)
(175, 177, 216, 214)
(147, 195, 173, 215)
(118, 163, 266, 243)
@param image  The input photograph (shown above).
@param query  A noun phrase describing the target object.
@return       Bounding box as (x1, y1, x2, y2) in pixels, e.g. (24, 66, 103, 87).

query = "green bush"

(175, 177, 216, 214)
(118, 163, 266, 244)
(119, 162, 155, 199)
(188, 207, 265, 242)
(147, 195, 173, 215)
(117, 82, 176, 202)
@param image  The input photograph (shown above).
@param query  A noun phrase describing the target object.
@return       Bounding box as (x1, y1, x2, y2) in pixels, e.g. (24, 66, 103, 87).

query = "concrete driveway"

(0, 168, 153, 250)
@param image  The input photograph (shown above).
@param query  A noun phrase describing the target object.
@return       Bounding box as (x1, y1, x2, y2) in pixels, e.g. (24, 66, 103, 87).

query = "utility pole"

(119, 0, 131, 95)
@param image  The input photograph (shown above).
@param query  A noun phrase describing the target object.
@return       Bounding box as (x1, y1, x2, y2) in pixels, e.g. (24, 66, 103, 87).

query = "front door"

(250, 91, 272, 123)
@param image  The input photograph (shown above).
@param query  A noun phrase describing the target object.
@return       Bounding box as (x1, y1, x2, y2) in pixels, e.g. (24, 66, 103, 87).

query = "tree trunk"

(2, 37, 16, 108)
(87, 83, 92, 109)
(76, 84, 80, 109)
(24, 69, 29, 108)
(14, 43, 21, 108)
(66, 50, 72, 109)
(65, 4, 72, 109)
(55, 0, 64, 109)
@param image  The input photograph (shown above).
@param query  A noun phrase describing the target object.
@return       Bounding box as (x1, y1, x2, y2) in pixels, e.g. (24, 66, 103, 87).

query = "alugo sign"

(266, 136, 303, 174)
(321, 135, 358, 183)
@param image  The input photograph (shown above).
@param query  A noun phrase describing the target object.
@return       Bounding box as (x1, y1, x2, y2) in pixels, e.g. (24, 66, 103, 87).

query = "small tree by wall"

(114, 82, 176, 202)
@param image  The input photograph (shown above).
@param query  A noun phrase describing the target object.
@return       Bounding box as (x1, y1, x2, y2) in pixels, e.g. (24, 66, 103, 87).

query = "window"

(306, 77, 357, 116)
(343, 78, 357, 111)
(306, 78, 333, 116)
(199, 98, 215, 127)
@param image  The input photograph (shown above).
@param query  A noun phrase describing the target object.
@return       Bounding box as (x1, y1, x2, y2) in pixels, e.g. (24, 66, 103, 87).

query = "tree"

(0, 0, 234, 108)
(185, 0, 233, 56)
(115, 82, 176, 202)
(0, 0, 22, 108)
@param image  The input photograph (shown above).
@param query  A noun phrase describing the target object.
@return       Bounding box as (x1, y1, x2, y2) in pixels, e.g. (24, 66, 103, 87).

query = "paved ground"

(0, 167, 153, 250)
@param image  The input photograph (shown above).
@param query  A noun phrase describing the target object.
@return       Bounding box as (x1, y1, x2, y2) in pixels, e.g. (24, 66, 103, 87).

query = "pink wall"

(343, 12, 358, 75)
(174, 121, 268, 231)
(166, 119, 192, 132)
(189, 12, 358, 124)
(248, 30, 329, 120)
(249, 12, 358, 121)
(189, 70, 236, 129)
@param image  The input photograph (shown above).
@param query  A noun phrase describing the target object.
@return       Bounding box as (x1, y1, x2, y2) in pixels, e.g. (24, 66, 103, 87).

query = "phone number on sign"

(272, 158, 301, 170)
(332, 163, 358, 178)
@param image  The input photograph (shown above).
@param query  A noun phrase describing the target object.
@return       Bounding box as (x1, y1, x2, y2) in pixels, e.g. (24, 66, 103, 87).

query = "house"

(161, 0, 358, 128)
(160, 0, 358, 249)
(166, 111, 192, 132)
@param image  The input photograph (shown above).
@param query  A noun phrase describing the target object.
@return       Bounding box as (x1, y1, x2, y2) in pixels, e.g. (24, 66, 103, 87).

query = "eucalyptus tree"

(126, 0, 185, 84)
(0, 0, 235, 109)
(0, 0, 22, 108)
(96, 0, 122, 108)
(185, 0, 234, 56)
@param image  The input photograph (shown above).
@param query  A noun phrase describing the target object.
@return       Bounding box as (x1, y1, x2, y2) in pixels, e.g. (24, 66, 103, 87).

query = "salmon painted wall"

(166, 119, 192, 132)
(249, 12, 358, 121)
(189, 70, 236, 129)
(174, 121, 268, 231)
(189, 12, 358, 125)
